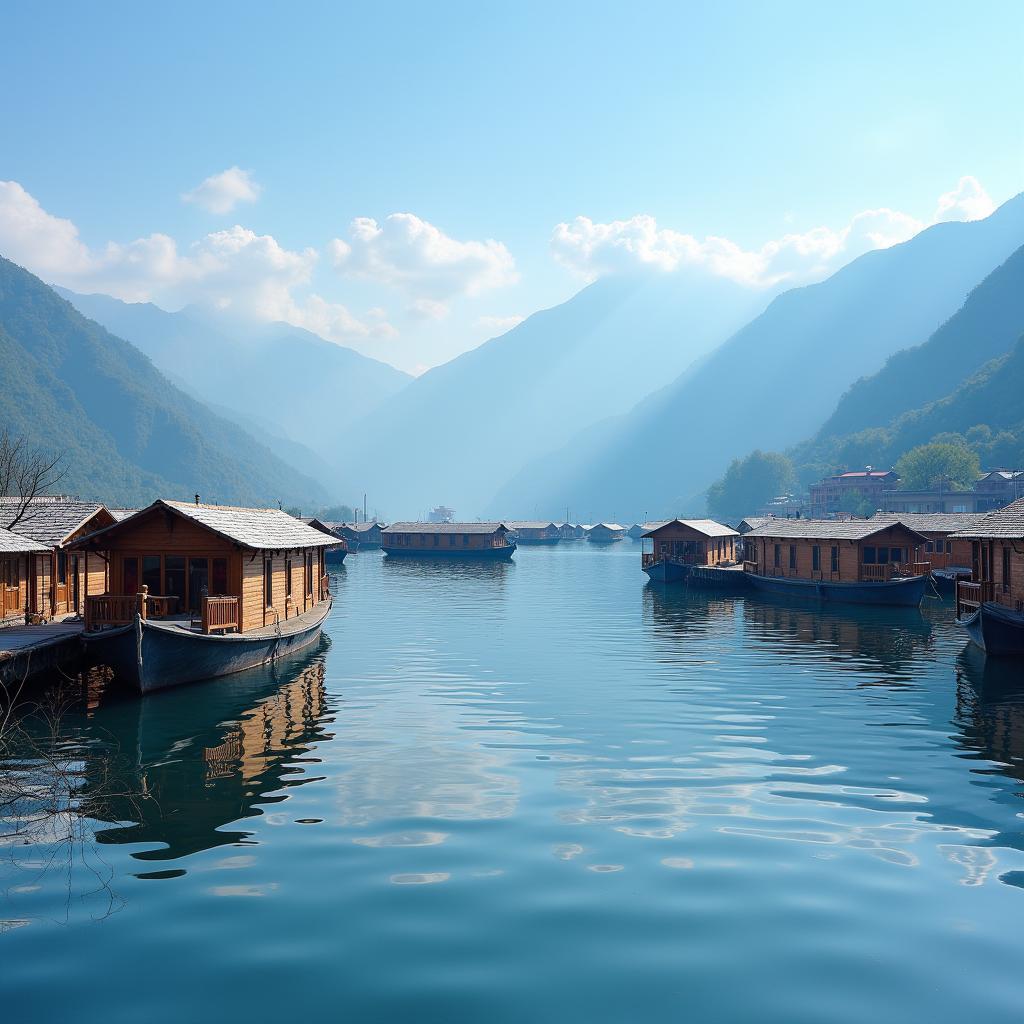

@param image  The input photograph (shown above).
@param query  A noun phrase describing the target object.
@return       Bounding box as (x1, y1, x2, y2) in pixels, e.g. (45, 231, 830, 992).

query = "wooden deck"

(0, 621, 85, 687)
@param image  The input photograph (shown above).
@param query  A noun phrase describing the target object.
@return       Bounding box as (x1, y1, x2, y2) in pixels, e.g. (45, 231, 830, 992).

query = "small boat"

(957, 602, 1024, 657)
(746, 572, 928, 607)
(84, 600, 331, 695)
(931, 567, 971, 596)
(506, 522, 561, 545)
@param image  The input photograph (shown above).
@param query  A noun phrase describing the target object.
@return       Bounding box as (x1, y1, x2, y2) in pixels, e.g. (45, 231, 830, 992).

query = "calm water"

(4, 544, 1024, 1022)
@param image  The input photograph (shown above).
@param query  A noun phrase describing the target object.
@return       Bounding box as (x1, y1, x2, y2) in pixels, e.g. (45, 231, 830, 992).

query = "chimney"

(195, 493, 200, 505)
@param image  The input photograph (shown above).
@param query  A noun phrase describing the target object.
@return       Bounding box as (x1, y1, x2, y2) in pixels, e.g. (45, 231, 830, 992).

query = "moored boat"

(641, 519, 739, 584)
(587, 523, 626, 544)
(956, 600, 1024, 657)
(72, 499, 336, 694)
(382, 522, 516, 560)
(506, 521, 561, 545)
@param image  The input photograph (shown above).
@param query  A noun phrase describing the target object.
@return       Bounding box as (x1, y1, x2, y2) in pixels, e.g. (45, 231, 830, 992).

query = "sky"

(1, 1, 1022, 374)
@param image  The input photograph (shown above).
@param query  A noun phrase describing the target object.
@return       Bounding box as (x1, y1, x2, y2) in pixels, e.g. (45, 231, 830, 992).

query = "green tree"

(894, 442, 980, 491)
(319, 504, 356, 522)
(707, 450, 796, 520)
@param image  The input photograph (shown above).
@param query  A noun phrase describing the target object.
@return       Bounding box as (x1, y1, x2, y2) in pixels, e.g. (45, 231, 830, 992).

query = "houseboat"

(381, 523, 516, 560)
(641, 519, 739, 582)
(506, 521, 561, 545)
(300, 517, 348, 563)
(556, 523, 584, 541)
(328, 521, 385, 551)
(2, 498, 115, 620)
(742, 519, 930, 607)
(71, 499, 335, 694)
(872, 512, 987, 594)
(587, 523, 626, 544)
(0, 527, 49, 623)
(953, 497, 1024, 656)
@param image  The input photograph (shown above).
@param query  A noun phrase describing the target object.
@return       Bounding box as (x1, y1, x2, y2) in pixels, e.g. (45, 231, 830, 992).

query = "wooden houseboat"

(2, 498, 115, 620)
(953, 498, 1024, 656)
(381, 523, 516, 560)
(872, 512, 987, 593)
(587, 523, 626, 544)
(300, 517, 348, 562)
(506, 521, 561, 545)
(641, 519, 739, 582)
(329, 521, 385, 551)
(556, 523, 584, 541)
(71, 499, 335, 694)
(742, 519, 930, 607)
(0, 527, 49, 623)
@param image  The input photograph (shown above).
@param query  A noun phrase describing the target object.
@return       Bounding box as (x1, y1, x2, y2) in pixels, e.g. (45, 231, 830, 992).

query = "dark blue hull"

(959, 602, 1024, 657)
(932, 568, 970, 596)
(383, 544, 516, 561)
(745, 572, 928, 608)
(325, 548, 348, 563)
(84, 600, 331, 694)
(643, 559, 690, 583)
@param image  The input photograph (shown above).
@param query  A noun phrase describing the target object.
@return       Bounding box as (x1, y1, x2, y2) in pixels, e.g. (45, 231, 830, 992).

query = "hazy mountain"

(0, 256, 329, 508)
(56, 288, 411, 465)
(492, 193, 1024, 521)
(342, 271, 771, 516)
(814, 242, 1024, 440)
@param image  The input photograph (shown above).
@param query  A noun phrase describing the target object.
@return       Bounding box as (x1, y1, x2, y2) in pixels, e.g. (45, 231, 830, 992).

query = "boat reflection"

(82, 642, 333, 864)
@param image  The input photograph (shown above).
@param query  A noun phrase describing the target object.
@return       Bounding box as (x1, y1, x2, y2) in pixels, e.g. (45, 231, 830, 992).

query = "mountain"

(813, 242, 1024, 440)
(0, 256, 330, 508)
(341, 271, 771, 516)
(491, 193, 1024, 521)
(56, 289, 411, 465)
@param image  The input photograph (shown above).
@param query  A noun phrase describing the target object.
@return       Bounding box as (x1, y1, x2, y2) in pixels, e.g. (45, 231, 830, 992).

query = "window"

(946, 541, 952, 554)
(789, 545, 797, 570)
(164, 556, 186, 605)
(123, 557, 139, 594)
(812, 546, 820, 572)
(449, 534, 456, 546)
(433, 534, 439, 546)
(863, 546, 876, 564)
(265, 559, 273, 607)
(305, 552, 313, 595)
(212, 558, 228, 596)
(463, 534, 469, 545)
(142, 555, 161, 594)
(286, 558, 293, 598)
(56, 549, 68, 585)
(831, 546, 839, 574)
(925, 541, 934, 553)
(774, 544, 781, 568)
(1003, 546, 1012, 593)
(877, 547, 889, 565)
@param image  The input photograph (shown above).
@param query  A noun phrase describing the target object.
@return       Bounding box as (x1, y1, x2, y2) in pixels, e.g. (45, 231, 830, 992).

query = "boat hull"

(325, 548, 348, 563)
(932, 568, 970, 596)
(515, 537, 561, 546)
(383, 544, 516, 561)
(84, 600, 331, 694)
(958, 602, 1024, 657)
(745, 572, 928, 607)
(643, 559, 690, 583)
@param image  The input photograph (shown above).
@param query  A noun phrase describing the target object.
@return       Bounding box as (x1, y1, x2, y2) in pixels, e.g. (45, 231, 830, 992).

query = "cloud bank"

(182, 167, 262, 215)
(551, 175, 996, 287)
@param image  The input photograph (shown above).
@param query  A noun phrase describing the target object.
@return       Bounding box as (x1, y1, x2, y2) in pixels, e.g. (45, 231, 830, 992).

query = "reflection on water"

(5, 546, 1024, 1024)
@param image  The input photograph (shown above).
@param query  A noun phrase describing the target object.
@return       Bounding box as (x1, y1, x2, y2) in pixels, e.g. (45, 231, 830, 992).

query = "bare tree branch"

(0, 429, 67, 530)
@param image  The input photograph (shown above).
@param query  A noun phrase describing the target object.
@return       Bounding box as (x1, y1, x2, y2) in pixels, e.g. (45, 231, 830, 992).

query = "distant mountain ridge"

(0, 256, 329, 507)
(56, 288, 411, 468)
(340, 270, 772, 516)
(490, 193, 1024, 521)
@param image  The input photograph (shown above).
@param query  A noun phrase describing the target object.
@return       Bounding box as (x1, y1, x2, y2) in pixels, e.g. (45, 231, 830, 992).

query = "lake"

(3, 542, 1024, 1023)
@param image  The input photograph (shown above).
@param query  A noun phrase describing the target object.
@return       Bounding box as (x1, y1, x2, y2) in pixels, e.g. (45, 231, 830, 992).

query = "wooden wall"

(383, 531, 507, 550)
(647, 524, 736, 565)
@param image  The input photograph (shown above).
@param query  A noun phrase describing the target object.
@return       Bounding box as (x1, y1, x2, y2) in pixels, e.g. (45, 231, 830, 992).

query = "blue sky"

(1, 1, 1022, 372)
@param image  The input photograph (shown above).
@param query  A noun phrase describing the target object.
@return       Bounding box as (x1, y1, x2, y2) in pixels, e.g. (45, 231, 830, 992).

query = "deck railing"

(85, 594, 139, 630)
(201, 595, 240, 634)
(2, 584, 22, 617)
(956, 579, 994, 618)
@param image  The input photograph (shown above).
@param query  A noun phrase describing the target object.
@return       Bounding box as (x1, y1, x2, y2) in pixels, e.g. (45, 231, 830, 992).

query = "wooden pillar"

(137, 584, 148, 621)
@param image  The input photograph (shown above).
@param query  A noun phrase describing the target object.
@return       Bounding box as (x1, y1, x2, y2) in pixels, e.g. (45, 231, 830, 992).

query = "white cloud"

(182, 166, 262, 215)
(331, 213, 517, 299)
(552, 177, 996, 288)
(0, 181, 392, 347)
(933, 175, 995, 223)
(476, 314, 525, 335)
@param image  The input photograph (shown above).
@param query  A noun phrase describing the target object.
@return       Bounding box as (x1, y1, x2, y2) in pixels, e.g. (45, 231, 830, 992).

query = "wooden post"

(138, 584, 148, 620)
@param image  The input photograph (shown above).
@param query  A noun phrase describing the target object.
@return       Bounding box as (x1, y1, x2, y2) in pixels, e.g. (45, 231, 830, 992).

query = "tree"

(319, 504, 356, 523)
(706, 450, 796, 520)
(894, 442, 980, 491)
(0, 429, 65, 530)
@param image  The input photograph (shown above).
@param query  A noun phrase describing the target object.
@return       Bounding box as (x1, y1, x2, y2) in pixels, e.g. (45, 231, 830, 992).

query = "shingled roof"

(383, 522, 508, 535)
(0, 526, 48, 553)
(642, 518, 738, 539)
(870, 512, 990, 534)
(745, 518, 927, 542)
(505, 521, 559, 531)
(327, 521, 385, 533)
(951, 497, 1024, 539)
(2, 500, 111, 547)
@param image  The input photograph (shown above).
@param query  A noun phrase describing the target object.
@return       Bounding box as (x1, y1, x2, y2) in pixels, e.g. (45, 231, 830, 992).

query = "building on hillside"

(973, 470, 1024, 511)
(742, 518, 930, 606)
(506, 521, 561, 545)
(2, 498, 115, 619)
(809, 469, 899, 517)
(641, 519, 739, 582)
(877, 487, 985, 514)
(428, 506, 456, 524)
(382, 522, 516, 560)
(0, 527, 49, 623)
(953, 497, 1024, 656)
(71, 499, 336, 693)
